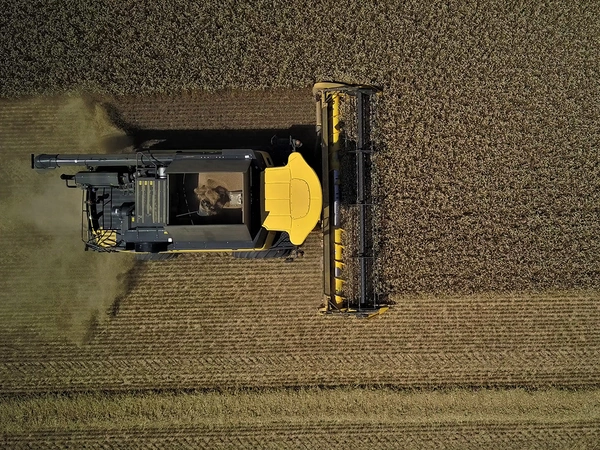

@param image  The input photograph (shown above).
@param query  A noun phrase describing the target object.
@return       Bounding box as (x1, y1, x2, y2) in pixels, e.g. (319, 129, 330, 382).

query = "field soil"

(1, 0, 599, 447)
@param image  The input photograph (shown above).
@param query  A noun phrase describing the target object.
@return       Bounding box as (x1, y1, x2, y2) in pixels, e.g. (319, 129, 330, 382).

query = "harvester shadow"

(135, 127, 317, 167)
(101, 101, 319, 168)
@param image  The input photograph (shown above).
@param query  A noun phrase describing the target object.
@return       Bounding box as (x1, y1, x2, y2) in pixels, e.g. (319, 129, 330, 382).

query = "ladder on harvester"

(314, 82, 389, 318)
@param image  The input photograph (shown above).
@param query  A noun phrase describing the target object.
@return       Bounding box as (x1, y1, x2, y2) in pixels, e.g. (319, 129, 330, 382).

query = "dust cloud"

(0, 96, 135, 343)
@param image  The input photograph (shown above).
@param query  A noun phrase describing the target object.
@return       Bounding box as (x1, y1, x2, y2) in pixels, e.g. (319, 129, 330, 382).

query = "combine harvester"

(31, 83, 387, 317)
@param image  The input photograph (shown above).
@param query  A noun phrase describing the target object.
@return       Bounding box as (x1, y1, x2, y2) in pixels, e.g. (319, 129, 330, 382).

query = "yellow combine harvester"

(32, 82, 387, 316)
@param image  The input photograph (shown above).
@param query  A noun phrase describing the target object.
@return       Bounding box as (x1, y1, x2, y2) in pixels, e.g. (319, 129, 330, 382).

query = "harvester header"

(314, 82, 388, 318)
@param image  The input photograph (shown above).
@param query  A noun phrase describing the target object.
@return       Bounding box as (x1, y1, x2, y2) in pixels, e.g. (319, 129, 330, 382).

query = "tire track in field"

(3, 422, 599, 449)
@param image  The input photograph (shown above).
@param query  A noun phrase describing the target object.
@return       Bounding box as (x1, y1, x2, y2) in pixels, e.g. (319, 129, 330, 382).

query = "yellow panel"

(265, 182, 289, 195)
(334, 295, 345, 307)
(264, 215, 292, 231)
(265, 167, 291, 183)
(290, 179, 310, 219)
(335, 278, 344, 292)
(263, 152, 322, 245)
(334, 228, 344, 244)
(264, 185, 288, 201)
(334, 243, 343, 260)
(268, 199, 290, 215)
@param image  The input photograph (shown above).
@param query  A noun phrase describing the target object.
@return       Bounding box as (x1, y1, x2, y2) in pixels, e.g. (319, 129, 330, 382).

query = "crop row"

(2, 348, 600, 393)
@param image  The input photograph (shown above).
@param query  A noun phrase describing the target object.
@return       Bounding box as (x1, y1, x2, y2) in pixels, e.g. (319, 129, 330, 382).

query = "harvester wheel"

(135, 252, 178, 261)
(233, 232, 295, 259)
(233, 248, 293, 259)
(134, 242, 177, 261)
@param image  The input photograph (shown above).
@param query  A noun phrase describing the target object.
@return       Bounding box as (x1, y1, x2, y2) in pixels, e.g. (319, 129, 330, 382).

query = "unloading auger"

(313, 82, 389, 318)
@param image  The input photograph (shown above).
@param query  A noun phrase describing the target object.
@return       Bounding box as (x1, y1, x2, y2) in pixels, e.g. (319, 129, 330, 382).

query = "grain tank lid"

(262, 152, 322, 246)
(165, 158, 251, 174)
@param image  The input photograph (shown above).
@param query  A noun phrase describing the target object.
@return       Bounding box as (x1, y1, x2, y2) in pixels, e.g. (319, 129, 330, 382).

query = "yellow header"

(262, 152, 322, 245)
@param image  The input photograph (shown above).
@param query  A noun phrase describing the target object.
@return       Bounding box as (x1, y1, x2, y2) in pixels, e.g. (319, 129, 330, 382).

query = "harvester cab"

(313, 82, 389, 318)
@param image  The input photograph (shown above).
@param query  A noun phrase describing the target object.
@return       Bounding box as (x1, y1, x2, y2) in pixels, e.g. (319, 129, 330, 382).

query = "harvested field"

(2, 0, 600, 446)
(0, 97, 135, 342)
(2, 388, 600, 449)
(2, 245, 600, 392)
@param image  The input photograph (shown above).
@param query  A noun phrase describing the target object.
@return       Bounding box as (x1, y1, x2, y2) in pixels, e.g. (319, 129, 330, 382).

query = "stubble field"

(1, 0, 600, 447)
(2, 388, 599, 448)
